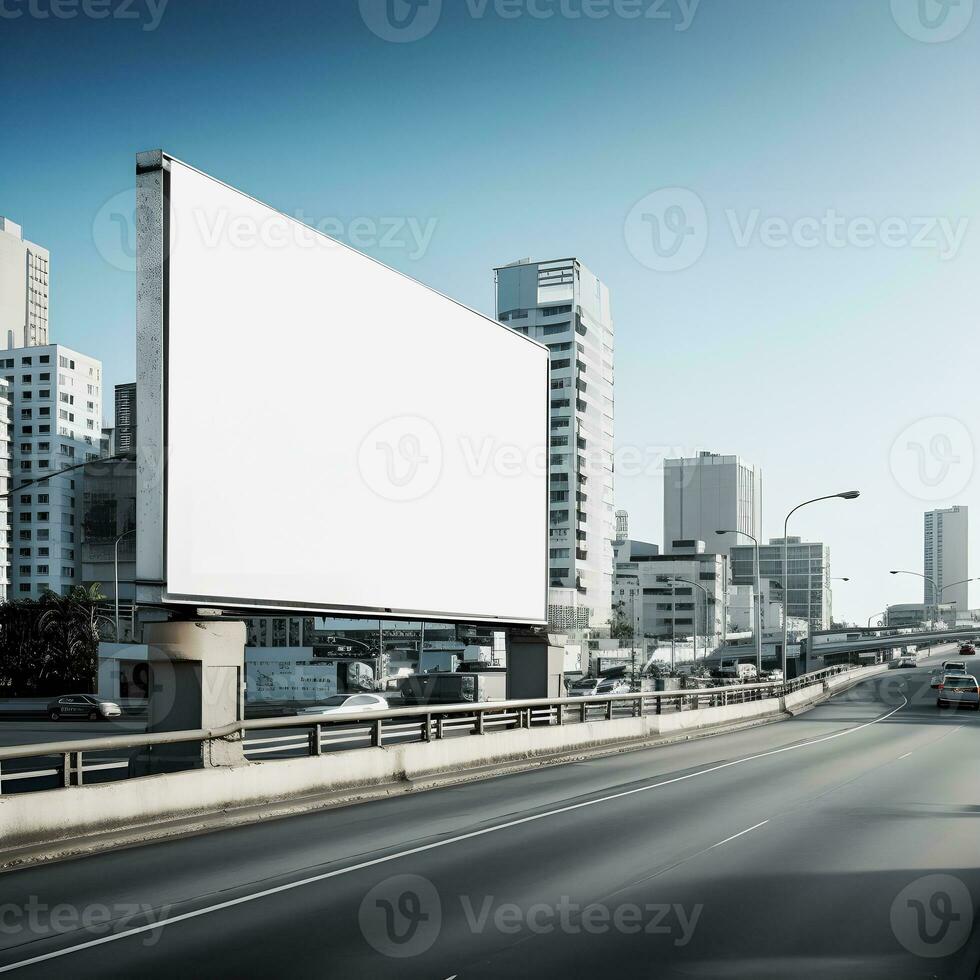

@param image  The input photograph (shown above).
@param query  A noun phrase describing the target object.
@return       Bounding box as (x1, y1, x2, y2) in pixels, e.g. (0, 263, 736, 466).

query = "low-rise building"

(613, 539, 727, 643)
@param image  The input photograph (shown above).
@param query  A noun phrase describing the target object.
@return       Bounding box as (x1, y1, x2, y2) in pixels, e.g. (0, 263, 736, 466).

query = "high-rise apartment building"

(0, 380, 11, 600)
(114, 382, 136, 456)
(2, 345, 103, 597)
(924, 506, 969, 613)
(731, 536, 832, 632)
(664, 452, 762, 557)
(495, 257, 615, 633)
(0, 218, 49, 350)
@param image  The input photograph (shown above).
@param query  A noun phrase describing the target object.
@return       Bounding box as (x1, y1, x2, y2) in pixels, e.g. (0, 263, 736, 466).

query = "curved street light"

(782, 491, 860, 678)
(666, 577, 711, 664)
(0, 451, 135, 500)
(889, 571, 976, 626)
(716, 529, 761, 672)
(889, 569, 939, 624)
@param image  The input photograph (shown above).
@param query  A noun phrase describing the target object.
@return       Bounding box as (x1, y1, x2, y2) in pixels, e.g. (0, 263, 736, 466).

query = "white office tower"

(924, 506, 969, 613)
(2, 345, 103, 597)
(0, 218, 49, 350)
(664, 451, 762, 557)
(495, 258, 615, 633)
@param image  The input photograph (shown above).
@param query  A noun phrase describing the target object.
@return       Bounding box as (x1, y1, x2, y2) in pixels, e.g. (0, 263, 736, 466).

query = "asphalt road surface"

(0, 647, 978, 979)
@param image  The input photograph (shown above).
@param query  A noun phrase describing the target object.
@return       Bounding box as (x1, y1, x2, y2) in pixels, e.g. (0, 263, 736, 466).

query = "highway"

(0, 648, 977, 978)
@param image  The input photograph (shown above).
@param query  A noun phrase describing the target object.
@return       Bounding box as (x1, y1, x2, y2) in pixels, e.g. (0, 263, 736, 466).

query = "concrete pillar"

(134, 620, 246, 774)
(506, 630, 566, 700)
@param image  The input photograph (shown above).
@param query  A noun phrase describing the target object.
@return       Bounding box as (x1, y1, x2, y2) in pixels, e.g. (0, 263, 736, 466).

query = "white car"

(567, 677, 631, 698)
(299, 693, 389, 716)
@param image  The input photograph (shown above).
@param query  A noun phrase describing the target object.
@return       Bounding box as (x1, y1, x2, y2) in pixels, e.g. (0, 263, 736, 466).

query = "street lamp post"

(0, 452, 134, 500)
(938, 578, 976, 625)
(889, 569, 939, 625)
(113, 528, 137, 640)
(667, 577, 710, 664)
(782, 491, 860, 679)
(716, 529, 762, 673)
(825, 577, 850, 630)
(867, 611, 886, 628)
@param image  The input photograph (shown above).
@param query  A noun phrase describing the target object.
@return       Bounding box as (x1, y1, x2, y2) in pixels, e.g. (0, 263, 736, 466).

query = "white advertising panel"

(138, 153, 548, 625)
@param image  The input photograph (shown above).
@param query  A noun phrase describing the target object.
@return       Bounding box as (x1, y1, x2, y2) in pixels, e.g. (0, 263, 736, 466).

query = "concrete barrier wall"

(0, 668, 887, 853)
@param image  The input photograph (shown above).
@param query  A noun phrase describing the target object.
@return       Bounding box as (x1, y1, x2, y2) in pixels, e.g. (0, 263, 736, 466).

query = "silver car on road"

(937, 674, 980, 710)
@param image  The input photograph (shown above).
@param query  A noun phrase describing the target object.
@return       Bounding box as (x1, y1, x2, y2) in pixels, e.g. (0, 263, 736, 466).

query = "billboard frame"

(134, 150, 550, 627)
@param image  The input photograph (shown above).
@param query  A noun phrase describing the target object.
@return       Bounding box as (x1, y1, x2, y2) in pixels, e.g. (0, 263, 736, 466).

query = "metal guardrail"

(0, 665, 860, 796)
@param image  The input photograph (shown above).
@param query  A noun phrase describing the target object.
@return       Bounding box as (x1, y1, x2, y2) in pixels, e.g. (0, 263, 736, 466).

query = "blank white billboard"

(136, 152, 548, 625)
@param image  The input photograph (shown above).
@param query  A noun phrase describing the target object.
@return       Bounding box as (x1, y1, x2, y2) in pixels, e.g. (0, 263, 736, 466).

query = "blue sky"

(1, 0, 977, 624)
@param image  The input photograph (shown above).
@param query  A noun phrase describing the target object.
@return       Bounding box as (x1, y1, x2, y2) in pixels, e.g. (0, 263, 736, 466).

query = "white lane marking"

(898, 752, 912, 760)
(0, 691, 907, 974)
(710, 820, 769, 849)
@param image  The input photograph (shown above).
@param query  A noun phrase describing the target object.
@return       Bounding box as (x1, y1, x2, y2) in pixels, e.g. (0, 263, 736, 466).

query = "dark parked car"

(46, 694, 122, 722)
(959, 643, 975, 656)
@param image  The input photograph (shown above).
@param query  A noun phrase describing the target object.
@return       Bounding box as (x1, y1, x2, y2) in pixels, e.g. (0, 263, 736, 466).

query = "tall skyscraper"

(2, 345, 103, 597)
(0, 217, 49, 350)
(495, 257, 615, 633)
(924, 506, 969, 613)
(115, 382, 137, 456)
(664, 451, 762, 556)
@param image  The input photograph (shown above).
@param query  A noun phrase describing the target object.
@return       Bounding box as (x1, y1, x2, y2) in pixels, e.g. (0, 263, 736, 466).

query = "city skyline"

(1, 0, 976, 624)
